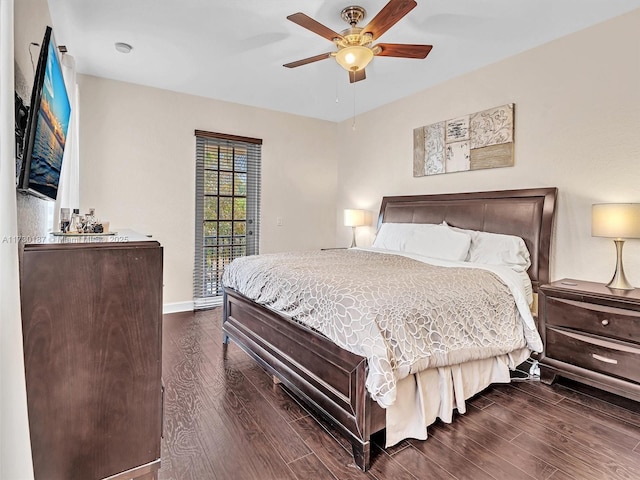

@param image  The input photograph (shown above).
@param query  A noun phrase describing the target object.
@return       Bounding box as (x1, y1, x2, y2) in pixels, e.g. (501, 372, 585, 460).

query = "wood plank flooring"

(159, 309, 640, 480)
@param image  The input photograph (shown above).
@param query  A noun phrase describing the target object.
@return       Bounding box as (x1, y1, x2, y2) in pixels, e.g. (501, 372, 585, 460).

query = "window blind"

(194, 130, 262, 309)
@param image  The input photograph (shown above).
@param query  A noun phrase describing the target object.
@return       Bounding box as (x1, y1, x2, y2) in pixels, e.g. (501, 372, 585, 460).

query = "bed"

(222, 187, 557, 470)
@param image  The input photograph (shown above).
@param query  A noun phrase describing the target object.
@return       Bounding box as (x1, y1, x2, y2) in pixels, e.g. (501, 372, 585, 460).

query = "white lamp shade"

(344, 209, 365, 227)
(592, 203, 640, 239)
(335, 46, 374, 72)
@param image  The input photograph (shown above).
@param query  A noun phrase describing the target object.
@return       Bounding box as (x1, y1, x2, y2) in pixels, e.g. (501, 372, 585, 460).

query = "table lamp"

(344, 209, 365, 248)
(592, 203, 640, 290)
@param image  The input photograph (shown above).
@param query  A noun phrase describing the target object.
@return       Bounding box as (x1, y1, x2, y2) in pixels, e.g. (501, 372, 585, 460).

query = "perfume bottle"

(70, 209, 82, 233)
(60, 208, 70, 233)
(85, 208, 96, 233)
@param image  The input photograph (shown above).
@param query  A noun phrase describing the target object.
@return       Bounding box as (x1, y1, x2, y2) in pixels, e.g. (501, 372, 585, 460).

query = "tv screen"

(17, 26, 71, 201)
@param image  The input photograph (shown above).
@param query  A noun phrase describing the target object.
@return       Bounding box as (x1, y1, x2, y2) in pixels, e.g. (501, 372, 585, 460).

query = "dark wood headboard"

(377, 188, 558, 292)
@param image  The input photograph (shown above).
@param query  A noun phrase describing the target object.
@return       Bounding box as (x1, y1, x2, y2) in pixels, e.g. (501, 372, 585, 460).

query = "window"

(194, 130, 261, 309)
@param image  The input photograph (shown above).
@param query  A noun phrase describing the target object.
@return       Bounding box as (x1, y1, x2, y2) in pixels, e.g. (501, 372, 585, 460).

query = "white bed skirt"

(385, 347, 531, 447)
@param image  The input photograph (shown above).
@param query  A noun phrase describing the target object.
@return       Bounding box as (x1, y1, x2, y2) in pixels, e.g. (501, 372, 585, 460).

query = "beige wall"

(78, 75, 338, 306)
(335, 9, 640, 286)
(79, 8, 640, 304)
(14, 0, 51, 94)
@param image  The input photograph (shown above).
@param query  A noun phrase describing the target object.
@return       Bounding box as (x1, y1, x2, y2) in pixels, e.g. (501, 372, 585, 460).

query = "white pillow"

(445, 222, 531, 271)
(373, 223, 472, 261)
(469, 231, 531, 271)
(404, 224, 471, 261)
(372, 223, 417, 251)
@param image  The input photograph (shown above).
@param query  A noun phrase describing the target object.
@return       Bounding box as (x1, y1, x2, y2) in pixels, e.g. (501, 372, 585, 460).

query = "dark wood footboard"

(222, 287, 386, 471)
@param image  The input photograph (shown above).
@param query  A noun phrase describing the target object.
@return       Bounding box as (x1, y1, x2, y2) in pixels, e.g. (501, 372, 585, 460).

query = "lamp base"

(606, 239, 634, 290)
(350, 226, 357, 248)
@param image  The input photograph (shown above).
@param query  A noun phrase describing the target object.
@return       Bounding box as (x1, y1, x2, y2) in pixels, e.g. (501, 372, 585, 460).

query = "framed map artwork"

(413, 104, 514, 177)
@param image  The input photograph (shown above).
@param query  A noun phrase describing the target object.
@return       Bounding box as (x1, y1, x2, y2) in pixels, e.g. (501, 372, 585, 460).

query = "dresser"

(20, 231, 163, 480)
(538, 279, 640, 402)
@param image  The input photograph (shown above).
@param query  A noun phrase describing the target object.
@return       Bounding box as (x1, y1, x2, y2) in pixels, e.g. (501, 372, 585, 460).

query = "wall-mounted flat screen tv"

(17, 26, 71, 201)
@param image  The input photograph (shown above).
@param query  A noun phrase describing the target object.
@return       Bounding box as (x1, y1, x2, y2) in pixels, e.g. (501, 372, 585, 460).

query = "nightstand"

(539, 279, 640, 402)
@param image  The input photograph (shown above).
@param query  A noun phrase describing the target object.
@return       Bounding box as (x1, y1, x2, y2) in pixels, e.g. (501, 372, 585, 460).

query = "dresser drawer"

(545, 327, 640, 383)
(544, 297, 640, 343)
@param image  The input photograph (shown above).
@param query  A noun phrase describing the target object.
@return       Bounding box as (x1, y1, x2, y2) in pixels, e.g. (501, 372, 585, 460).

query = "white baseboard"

(162, 301, 194, 314)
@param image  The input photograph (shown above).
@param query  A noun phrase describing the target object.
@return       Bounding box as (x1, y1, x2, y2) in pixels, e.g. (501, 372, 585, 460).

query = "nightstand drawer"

(545, 297, 640, 343)
(546, 327, 640, 383)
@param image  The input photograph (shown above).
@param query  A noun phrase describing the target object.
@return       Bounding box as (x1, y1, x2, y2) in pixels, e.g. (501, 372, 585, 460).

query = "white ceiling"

(48, 0, 640, 122)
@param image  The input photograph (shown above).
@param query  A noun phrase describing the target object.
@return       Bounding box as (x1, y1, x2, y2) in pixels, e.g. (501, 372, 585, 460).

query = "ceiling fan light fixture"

(335, 45, 373, 72)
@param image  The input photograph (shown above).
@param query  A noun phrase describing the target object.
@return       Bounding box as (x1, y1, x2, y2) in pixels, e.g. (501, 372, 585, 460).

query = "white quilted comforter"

(222, 248, 542, 408)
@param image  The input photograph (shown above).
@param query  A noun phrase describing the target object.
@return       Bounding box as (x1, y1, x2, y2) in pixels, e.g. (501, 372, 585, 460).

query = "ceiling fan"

(283, 0, 432, 83)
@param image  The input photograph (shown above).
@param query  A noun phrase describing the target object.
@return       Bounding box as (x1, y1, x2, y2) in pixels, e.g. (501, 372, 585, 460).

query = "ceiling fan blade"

(287, 12, 343, 42)
(376, 43, 433, 58)
(349, 69, 366, 83)
(283, 52, 333, 68)
(362, 0, 417, 40)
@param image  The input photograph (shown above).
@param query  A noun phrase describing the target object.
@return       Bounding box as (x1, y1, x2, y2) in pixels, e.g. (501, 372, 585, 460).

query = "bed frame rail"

(223, 288, 385, 470)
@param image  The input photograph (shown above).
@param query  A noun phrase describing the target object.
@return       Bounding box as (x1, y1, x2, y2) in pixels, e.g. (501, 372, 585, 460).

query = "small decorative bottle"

(60, 208, 70, 233)
(71, 209, 82, 233)
(85, 208, 96, 233)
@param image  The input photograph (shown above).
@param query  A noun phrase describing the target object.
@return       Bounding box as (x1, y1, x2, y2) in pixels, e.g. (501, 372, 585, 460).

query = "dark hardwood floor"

(159, 309, 640, 480)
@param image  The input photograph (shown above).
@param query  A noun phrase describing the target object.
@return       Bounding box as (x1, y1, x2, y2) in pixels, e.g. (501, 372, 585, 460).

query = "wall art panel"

(413, 104, 514, 177)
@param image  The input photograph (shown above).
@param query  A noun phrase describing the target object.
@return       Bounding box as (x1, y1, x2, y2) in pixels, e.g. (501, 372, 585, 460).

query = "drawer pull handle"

(601, 319, 610, 326)
(592, 353, 617, 365)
